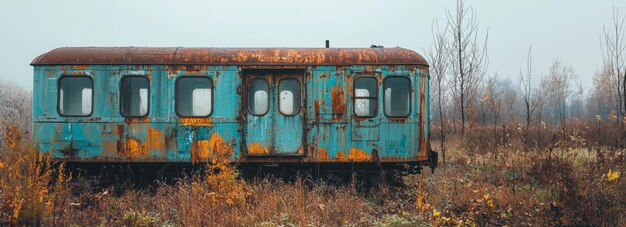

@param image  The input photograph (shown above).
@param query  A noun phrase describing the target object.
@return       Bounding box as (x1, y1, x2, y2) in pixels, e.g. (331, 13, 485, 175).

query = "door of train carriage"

(243, 69, 305, 156)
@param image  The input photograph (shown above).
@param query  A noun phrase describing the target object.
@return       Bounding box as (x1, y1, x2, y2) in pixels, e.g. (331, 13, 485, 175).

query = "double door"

(244, 72, 304, 155)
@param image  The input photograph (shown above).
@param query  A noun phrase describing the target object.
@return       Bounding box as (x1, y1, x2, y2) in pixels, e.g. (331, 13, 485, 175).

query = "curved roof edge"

(31, 47, 429, 66)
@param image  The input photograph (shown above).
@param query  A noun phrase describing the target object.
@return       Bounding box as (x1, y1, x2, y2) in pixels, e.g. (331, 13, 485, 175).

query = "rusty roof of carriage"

(31, 47, 428, 66)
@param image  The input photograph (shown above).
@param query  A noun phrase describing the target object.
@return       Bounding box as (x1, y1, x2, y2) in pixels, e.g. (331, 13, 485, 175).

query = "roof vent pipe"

(325, 40, 330, 48)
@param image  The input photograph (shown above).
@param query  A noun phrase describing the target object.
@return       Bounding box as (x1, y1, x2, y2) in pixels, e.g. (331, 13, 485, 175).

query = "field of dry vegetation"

(1, 117, 626, 226)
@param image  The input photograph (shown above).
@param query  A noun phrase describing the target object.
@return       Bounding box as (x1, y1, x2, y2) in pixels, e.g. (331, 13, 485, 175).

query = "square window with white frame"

(176, 77, 213, 117)
(58, 76, 93, 116)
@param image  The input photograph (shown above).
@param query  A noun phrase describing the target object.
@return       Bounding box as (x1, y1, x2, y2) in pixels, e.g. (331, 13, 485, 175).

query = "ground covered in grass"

(1, 124, 626, 226)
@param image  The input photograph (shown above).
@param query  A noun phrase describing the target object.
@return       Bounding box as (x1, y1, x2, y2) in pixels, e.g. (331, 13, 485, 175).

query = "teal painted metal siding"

(32, 64, 429, 163)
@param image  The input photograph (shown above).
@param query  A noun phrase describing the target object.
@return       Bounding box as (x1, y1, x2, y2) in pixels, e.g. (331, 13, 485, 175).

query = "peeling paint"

(125, 138, 149, 158)
(191, 140, 210, 164)
(336, 151, 347, 161)
(330, 83, 346, 120)
(209, 132, 232, 157)
(317, 148, 328, 160)
(348, 148, 370, 162)
(146, 128, 164, 150)
(248, 142, 269, 155)
(181, 118, 213, 126)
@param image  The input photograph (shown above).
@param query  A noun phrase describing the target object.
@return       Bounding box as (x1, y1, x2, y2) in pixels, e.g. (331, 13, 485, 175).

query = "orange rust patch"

(124, 138, 149, 158)
(348, 148, 370, 162)
(190, 140, 211, 164)
(209, 132, 232, 156)
(191, 132, 232, 164)
(196, 140, 210, 159)
(318, 147, 328, 161)
(33, 48, 428, 66)
(181, 118, 213, 126)
(71, 71, 87, 75)
(335, 151, 347, 161)
(49, 138, 55, 156)
(313, 99, 320, 120)
(248, 142, 269, 155)
(330, 83, 346, 120)
(124, 118, 151, 124)
(146, 128, 164, 151)
(73, 65, 88, 70)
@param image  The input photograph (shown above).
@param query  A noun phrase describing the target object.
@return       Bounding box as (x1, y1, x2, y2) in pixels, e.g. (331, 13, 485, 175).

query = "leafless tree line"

(426, 2, 626, 164)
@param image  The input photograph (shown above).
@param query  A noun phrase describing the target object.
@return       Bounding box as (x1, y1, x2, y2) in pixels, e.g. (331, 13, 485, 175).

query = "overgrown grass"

(1, 121, 626, 226)
(0, 125, 72, 225)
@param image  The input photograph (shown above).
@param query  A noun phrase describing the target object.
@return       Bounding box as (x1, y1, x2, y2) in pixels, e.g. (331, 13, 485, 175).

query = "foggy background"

(1, 0, 624, 91)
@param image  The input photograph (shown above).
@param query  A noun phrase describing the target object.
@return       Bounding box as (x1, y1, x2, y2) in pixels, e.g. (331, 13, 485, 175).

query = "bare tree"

(425, 18, 450, 169)
(588, 65, 616, 120)
(483, 75, 503, 155)
(600, 7, 626, 127)
(446, 0, 489, 138)
(542, 59, 580, 131)
(519, 46, 543, 151)
(0, 80, 32, 149)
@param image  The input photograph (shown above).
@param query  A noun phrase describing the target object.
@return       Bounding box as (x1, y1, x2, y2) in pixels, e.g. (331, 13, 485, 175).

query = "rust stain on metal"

(191, 132, 233, 164)
(72, 65, 88, 70)
(418, 75, 428, 160)
(313, 99, 320, 121)
(348, 148, 370, 162)
(116, 125, 124, 154)
(388, 118, 408, 123)
(208, 132, 232, 157)
(124, 138, 149, 158)
(180, 118, 213, 126)
(164, 129, 177, 150)
(124, 117, 151, 124)
(330, 83, 346, 120)
(31, 47, 428, 66)
(248, 142, 269, 155)
(195, 140, 211, 163)
(101, 140, 117, 157)
(335, 151, 347, 161)
(146, 128, 164, 151)
(191, 140, 210, 164)
(318, 147, 328, 161)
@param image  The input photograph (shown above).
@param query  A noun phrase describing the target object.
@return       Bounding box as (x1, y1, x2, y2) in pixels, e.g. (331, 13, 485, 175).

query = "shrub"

(0, 124, 72, 225)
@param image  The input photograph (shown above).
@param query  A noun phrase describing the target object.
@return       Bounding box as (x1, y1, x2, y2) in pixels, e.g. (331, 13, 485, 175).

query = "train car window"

(279, 79, 300, 115)
(176, 77, 212, 117)
(120, 76, 149, 117)
(384, 77, 411, 117)
(248, 79, 269, 115)
(58, 76, 93, 116)
(354, 77, 377, 117)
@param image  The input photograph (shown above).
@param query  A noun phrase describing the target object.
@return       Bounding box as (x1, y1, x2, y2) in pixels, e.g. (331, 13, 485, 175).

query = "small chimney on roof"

(325, 40, 330, 48)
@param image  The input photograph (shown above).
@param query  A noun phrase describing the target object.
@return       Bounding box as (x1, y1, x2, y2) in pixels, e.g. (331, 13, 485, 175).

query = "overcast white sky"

(1, 0, 625, 92)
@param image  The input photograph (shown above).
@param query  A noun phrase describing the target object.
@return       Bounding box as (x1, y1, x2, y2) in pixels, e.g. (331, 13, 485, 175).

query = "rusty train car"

(31, 47, 437, 176)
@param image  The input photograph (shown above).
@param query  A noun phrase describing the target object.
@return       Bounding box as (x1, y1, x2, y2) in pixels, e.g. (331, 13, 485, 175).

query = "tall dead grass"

(2, 118, 626, 225)
(421, 119, 626, 226)
(0, 124, 72, 225)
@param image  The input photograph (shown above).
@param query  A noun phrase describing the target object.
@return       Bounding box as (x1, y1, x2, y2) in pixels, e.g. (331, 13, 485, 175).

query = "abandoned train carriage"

(31, 47, 437, 173)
